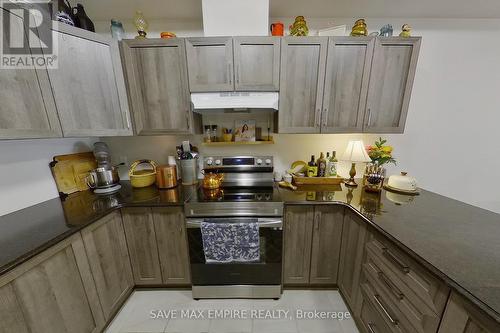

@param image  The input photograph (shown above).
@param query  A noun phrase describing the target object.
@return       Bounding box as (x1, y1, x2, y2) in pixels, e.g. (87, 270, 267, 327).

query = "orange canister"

(156, 165, 177, 188)
(270, 22, 284, 36)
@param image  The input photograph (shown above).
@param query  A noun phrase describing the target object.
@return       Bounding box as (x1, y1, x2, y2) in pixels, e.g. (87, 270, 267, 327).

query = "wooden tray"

(292, 174, 344, 185)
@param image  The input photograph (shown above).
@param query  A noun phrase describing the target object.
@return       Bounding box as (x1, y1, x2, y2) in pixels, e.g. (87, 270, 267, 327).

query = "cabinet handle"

(185, 113, 190, 130)
(382, 247, 410, 274)
(236, 64, 240, 85)
(378, 271, 404, 300)
(367, 323, 378, 333)
(316, 109, 321, 127)
(228, 63, 232, 85)
(322, 108, 328, 127)
(367, 108, 372, 127)
(373, 294, 398, 326)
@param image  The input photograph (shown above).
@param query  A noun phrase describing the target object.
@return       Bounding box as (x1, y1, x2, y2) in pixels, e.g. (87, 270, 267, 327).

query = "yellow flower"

(382, 146, 393, 153)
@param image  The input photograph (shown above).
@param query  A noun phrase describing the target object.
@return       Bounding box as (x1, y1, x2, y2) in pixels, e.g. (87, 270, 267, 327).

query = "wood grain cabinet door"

(122, 207, 163, 285)
(80, 211, 133, 320)
(49, 23, 131, 137)
(309, 205, 344, 285)
(364, 37, 421, 133)
(321, 37, 374, 133)
(438, 292, 500, 333)
(0, 7, 61, 140)
(278, 37, 328, 133)
(121, 39, 193, 135)
(283, 205, 315, 285)
(0, 234, 104, 333)
(152, 207, 191, 285)
(233, 37, 280, 91)
(185, 37, 234, 92)
(338, 210, 370, 316)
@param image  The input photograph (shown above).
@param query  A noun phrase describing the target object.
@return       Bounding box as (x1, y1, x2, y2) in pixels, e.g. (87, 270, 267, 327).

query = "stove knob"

(265, 159, 272, 165)
(256, 194, 262, 200)
(256, 159, 263, 165)
(265, 194, 271, 201)
(215, 159, 221, 165)
(206, 159, 213, 166)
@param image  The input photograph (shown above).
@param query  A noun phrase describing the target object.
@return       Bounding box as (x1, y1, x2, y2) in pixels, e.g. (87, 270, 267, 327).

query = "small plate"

(383, 184, 419, 195)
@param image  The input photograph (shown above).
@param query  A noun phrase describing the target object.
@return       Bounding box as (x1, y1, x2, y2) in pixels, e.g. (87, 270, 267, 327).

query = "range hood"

(191, 92, 279, 110)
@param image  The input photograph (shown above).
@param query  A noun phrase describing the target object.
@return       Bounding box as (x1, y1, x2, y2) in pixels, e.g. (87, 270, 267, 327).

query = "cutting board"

(50, 152, 97, 196)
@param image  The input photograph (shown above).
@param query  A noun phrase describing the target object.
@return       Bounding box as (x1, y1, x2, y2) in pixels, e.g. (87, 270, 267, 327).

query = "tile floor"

(105, 290, 359, 333)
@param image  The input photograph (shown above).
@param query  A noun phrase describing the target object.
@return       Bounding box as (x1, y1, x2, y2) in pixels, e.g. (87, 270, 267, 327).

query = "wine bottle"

(307, 155, 318, 177)
(317, 152, 327, 177)
(327, 151, 338, 176)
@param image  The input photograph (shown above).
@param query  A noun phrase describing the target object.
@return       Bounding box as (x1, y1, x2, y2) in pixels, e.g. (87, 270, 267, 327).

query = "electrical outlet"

(119, 156, 128, 166)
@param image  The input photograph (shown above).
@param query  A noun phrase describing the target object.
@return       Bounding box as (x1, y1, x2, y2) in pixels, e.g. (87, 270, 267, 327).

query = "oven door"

(186, 217, 283, 286)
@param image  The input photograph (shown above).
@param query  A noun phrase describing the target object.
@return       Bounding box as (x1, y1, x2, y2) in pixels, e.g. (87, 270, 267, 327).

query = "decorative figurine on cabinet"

(350, 19, 368, 36)
(379, 24, 393, 37)
(399, 24, 412, 37)
(134, 10, 149, 39)
(289, 16, 309, 36)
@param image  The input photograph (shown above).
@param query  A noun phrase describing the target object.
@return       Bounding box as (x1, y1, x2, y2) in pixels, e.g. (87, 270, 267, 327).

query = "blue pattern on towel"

(201, 222, 260, 263)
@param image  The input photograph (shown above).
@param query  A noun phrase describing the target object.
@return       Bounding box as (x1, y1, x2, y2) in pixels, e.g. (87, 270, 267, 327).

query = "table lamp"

(341, 140, 372, 187)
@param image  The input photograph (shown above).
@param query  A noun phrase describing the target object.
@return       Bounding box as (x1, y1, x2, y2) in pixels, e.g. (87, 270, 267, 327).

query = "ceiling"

(78, 0, 500, 21)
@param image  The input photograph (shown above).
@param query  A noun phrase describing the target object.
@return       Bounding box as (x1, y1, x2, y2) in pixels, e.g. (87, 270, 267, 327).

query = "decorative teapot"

(202, 171, 224, 189)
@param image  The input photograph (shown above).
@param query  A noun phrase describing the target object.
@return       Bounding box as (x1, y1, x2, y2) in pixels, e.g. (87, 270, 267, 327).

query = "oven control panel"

(203, 156, 273, 169)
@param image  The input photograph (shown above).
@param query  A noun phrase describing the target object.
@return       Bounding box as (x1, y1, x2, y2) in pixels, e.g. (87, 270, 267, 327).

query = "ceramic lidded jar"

(387, 172, 418, 191)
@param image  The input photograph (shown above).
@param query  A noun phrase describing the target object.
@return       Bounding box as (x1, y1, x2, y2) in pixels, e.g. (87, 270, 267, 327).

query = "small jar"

(204, 125, 211, 143)
(210, 125, 218, 142)
(110, 19, 125, 40)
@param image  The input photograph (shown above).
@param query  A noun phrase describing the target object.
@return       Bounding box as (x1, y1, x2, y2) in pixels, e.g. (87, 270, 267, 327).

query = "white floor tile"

(105, 290, 358, 333)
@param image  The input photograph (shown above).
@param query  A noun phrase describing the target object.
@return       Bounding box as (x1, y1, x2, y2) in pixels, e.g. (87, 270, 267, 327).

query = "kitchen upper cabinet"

(152, 207, 191, 285)
(121, 38, 196, 135)
(122, 207, 163, 285)
(283, 205, 315, 285)
(364, 37, 421, 133)
(338, 210, 371, 316)
(49, 22, 132, 137)
(233, 37, 280, 91)
(309, 205, 344, 285)
(321, 37, 374, 133)
(0, 234, 104, 333)
(186, 37, 234, 92)
(278, 37, 328, 133)
(438, 292, 500, 333)
(0, 7, 61, 139)
(81, 211, 133, 319)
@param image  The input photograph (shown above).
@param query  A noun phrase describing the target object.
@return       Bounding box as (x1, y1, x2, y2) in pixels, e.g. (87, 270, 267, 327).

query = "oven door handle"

(186, 219, 282, 228)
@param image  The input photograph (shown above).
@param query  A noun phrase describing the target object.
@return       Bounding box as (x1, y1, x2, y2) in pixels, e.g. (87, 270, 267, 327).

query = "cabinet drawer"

(358, 288, 393, 333)
(366, 235, 449, 315)
(364, 249, 442, 333)
(360, 281, 406, 333)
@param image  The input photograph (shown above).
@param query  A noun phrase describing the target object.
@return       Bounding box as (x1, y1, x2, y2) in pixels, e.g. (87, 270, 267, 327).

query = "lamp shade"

(341, 140, 372, 163)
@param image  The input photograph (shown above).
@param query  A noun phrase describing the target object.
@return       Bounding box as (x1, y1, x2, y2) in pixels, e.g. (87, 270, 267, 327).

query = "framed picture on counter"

(234, 120, 256, 142)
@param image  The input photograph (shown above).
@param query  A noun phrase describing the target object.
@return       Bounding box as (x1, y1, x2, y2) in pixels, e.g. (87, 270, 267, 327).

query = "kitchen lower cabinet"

(364, 37, 421, 133)
(283, 205, 343, 286)
(121, 38, 197, 135)
(0, 6, 61, 139)
(49, 22, 131, 137)
(309, 205, 344, 285)
(278, 37, 328, 133)
(152, 207, 191, 285)
(321, 37, 374, 133)
(338, 210, 371, 316)
(81, 210, 133, 320)
(122, 207, 163, 285)
(438, 292, 500, 333)
(233, 37, 280, 91)
(283, 205, 315, 285)
(0, 234, 104, 333)
(185, 37, 234, 92)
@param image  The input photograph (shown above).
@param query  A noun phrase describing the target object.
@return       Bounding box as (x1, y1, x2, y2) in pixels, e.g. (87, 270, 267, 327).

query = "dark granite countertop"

(0, 181, 197, 275)
(1, 180, 500, 323)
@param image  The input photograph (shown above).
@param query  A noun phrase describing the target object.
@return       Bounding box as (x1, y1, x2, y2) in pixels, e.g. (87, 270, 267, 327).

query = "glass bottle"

(204, 125, 211, 143)
(317, 152, 327, 177)
(327, 151, 338, 177)
(110, 19, 125, 40)
(307, 155, 318, 177)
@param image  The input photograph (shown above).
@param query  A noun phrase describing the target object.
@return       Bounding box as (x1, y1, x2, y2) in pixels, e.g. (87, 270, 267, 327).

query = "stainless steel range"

(185, 155, 283, 299)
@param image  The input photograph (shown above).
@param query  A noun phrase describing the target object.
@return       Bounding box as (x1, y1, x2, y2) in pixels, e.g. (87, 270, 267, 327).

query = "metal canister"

(156, 165, 177, 189)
